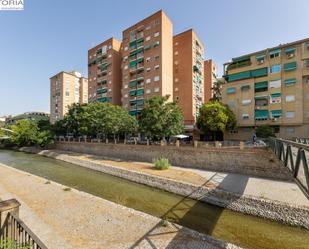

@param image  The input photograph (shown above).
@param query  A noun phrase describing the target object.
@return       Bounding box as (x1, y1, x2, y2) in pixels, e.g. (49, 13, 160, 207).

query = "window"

(284, 78, 296, 86)
(226, 87, 236, 94)
(124, 94, 128, 98)
(124, 65, 128, 70)
(174, 60, 178, 65)
(254, 81, 268, 92)
(241, 85, 250, 91)
(270, 64, 281, 74)
(284, 62, 297, 71)
(269, 49, 281, 58)
(270, 93, 281, 103)
(154, 76, 160, 82)
(146, 89, 151, 94)
(175, 51, 178, 55)
(286, 111, 295, 118)
(154, 65, 159, 70)
(242, 99, 251, 105)
(269, 79, 281, 88)
(256, 54, 265, 64)
(155, 55, 160, 60)
(175, 78, 179, 82)
(285, 95, 295, 102)
(146, 57, 151, 62)
(154, 32, 160, 37)
(108, 54, 112, 58)
(146, 25, 151, 31)
(255, 96, 268, 106)
(242, 114, 249, 119)
(175, 42, 179, 46)
(175, 87, 179, 91)
(228, 101, 235, 108)
(154, 41, 160, 47)
(65, 91, 70, 96)
(146, 79, 151, 84)
(146, 67, 151, 72)
(286, 127, 295, 134)
(146, 36, 151, 41)
(154, 87, 160, 93)
(285, 47, 295, 57)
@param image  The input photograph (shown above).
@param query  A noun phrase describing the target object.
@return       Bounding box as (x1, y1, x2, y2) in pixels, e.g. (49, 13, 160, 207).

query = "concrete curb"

(20, 147, 309, 230)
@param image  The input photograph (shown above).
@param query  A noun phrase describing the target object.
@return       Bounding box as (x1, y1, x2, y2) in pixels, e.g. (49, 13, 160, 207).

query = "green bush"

(153, 157, 171, 170)
(0, 239, 30, 249)
(256, 125, 276, 138)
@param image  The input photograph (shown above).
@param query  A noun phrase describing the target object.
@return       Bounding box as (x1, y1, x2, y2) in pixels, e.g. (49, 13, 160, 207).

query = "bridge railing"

(0, 199, 47, 249)
(269, 138, 309, 196)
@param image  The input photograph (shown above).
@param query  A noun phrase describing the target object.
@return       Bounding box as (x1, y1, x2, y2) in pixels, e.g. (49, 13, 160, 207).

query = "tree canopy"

(197, 101, 236, 138)
(256, 125, 276, 138)
(210, 79, 224, 101)
(54, 102, 138, 138)
(138, 95, 184, 140)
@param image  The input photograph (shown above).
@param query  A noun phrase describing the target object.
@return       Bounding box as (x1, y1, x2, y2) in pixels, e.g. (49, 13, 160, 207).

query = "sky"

(0, 0, 308, 116)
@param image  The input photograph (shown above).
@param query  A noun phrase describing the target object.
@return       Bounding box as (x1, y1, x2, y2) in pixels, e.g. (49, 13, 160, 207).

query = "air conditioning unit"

(287, 53, 294, 58)
(271, 117, 277, 122)
(258, 60, 264, 65)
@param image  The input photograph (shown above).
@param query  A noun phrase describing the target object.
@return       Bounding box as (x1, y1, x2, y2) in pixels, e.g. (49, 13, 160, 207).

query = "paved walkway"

(47, 150, 309, 207)
(0, 163, 238, 249)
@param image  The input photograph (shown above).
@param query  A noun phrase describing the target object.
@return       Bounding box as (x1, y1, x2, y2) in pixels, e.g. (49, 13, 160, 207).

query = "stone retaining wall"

(55, 141, 292, 180)
(21, 147, 309, 229)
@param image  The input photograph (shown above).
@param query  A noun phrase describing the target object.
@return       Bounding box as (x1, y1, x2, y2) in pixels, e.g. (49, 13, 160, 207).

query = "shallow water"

(0, 149, 308, 249)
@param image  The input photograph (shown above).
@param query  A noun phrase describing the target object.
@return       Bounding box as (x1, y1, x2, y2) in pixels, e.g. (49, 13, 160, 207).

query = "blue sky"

(0, 0, 308, 116)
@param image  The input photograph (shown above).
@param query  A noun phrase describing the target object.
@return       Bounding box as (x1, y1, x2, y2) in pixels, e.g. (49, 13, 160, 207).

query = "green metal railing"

(269, 138, 309, 196)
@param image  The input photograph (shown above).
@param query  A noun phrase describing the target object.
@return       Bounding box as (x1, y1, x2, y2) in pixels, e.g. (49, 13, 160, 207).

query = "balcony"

(97, 88, 107, 94)
(97, 97, 111, 103)
(130, 66, 144, 74)
(97, 79, 107, 85)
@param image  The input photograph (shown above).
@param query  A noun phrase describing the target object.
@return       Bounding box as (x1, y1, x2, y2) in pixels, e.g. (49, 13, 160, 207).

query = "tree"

(138, 95, 184, 140)
(256, 125, 275, 138)
(11, 120, 39, 146)
(36, 130, 54, 147)
(197, 101, 236, 140)
(211, 79, 225, 101)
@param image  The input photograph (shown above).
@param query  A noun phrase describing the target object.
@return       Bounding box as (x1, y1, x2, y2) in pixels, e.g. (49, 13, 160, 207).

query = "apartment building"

(50, 71, 88, 124)
(88, 38, 122, 104)
(173, 29, 204, 130)
(204, 59, 217, 102)
(121, 10, 173, 116)
(222, 38, 309, 140)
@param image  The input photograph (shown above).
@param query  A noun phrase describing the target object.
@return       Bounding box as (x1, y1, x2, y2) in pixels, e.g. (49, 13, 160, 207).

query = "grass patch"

(153, 157, 171, 170)
(63, 187, 71, 191)
(160, 218, 169, 227)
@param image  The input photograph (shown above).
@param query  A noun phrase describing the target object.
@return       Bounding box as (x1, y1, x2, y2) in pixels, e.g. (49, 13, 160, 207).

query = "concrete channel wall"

(19, 147, 309, 229)
(54, 141, 292, 180)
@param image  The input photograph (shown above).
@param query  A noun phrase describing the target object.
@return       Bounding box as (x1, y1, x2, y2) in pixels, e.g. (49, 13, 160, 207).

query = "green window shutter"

(254, 95, 268, 100)
(129, 81, 137, 88)
(136, 89, 144, 96)
(144, 45, 151, 50)
(251, 67, 268, 78)
(271, 93, 281, 98)
(307, 59, 309, 68)
(284, 78, 296, 85)
(154, 41, 160, 47)
(97, 88, 107, 94)
(284, 62, 297, 71)
(226, 87, 236, 94)
(227, 70, 251, 82)
(306, 42, 309, 49)
(129, 90, 137, 96)
(284, 47, 295, 54)
(256, 54, 265, 61)
(136, 57, 144, 63)
(254, 81, 268, 89)
(232, 55, 251, 63)
(255, 110, 269, 120)
(241, 85, 250, 91)
(129, 60, 137, 67)
(271, 110, 282, 118)
(269, 49, 281, 56)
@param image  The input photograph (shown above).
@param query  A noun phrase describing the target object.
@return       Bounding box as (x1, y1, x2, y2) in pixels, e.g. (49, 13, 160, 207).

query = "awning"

(255, 110, 268, 120)
(254, 95, 268, 100)
(271, 110, 282, 117)
(284, 78, 296, 85)
(251, 67, 268, 78)
(255, 81, 268, 89)
(269, 49, 281, 55)
(285, 47, 296, 53)
(284, 62, 297, 71)
(271, 93, 281, 98)
(256, 54, 265, 60)
(232, 55, 251, 63)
